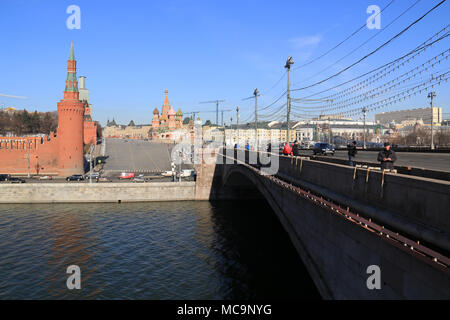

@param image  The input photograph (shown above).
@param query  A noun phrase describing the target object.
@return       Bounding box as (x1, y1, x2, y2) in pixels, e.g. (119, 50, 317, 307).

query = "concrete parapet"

(0, 182, 195, 203)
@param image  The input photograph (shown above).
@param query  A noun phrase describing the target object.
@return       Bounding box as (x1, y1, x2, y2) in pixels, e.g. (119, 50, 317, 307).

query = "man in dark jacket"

(377, 142, 397, 170)
(347, 141, 357, 167)
(292, 140, 301, 156)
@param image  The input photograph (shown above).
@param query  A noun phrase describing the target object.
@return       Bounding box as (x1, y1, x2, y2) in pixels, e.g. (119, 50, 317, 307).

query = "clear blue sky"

(1, 0, 449, 126)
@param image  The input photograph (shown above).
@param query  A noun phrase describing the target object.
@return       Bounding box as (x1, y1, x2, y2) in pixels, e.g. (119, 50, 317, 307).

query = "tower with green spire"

(64, 41, 79, 98)
(57, 42, 85, 176)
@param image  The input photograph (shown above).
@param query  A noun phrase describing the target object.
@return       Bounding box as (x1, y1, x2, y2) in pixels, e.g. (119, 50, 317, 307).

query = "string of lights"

(294, 50, 450, 112)
(292, 26, 449, 97)
(327, 70, 449, 117)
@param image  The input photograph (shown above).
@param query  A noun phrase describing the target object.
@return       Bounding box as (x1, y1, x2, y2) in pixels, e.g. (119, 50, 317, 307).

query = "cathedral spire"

(163, 89, 170, 106)
(161, 89, 171, 117)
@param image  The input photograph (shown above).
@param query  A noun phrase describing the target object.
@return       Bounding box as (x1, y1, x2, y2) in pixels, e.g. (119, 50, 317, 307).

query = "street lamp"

(285, 56, 294, 144)
(428, 91, 436, 150)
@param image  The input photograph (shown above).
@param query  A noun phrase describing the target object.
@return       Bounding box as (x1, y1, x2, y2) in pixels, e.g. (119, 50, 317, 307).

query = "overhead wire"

(294, 0, 422, 85)
(292, 0, 448, 92)
(293, 0, 396, 70)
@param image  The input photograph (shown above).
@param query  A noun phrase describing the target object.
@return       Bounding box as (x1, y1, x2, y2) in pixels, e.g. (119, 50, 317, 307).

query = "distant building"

(103, 90, 185, 141)
(293, 119, 388, 143)
(150, 90, 184, 139)
(103, 121, 152, 139)
(1, 107, 18, 113)
(375, 107, 442, 126)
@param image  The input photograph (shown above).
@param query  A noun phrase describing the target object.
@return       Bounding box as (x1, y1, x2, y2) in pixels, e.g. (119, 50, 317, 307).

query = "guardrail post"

(365, 167, 371, 194)
(380, 170, 386, 199)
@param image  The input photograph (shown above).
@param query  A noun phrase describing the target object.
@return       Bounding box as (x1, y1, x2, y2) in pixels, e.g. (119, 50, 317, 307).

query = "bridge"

(195, 148, 450, 299)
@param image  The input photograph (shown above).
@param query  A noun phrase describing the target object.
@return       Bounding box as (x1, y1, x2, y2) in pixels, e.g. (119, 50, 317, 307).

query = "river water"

(0, 200, 320, 299)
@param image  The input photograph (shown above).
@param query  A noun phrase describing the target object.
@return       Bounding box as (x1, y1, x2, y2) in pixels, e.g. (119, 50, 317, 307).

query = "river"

(0, 200, 320, 299)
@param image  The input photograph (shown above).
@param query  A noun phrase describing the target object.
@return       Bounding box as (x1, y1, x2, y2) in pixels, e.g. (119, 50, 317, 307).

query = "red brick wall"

(84, 121, 97, 145)
(0, 135, 59, 175)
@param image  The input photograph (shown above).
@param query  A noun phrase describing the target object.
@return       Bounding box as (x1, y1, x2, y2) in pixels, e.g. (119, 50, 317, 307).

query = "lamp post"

(428, 91, 436, 150)
(362, 107, 367, 149)
(285, 56, 294, 144)
(236, 106, 240, 146)
(254, 88, 259, 151)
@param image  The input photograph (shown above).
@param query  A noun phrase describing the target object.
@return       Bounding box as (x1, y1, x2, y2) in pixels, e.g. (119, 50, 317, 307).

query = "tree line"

(0, 110, 58, 136)
(0, 109, 103, 139)
(390, 128, 450, 147)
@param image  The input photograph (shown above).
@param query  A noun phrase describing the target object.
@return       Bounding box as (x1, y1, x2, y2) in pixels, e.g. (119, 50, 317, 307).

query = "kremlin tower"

(57, 42, 85, 176)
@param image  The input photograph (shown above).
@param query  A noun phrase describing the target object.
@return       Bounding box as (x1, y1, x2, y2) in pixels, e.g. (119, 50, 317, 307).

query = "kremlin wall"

(0, 42, 189, 176)
(0, 43, 97, 176)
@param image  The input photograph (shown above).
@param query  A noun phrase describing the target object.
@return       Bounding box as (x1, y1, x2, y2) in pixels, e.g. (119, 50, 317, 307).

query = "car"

(96, 176, 112, 182)
(161, 171, 175, 177)
(85, 172, 100, 179)
(39, 175, 53, 180)
(9, 177, 25, 183)
(181, 169, 195, 177)
(313, 143, 335, 156)
(118, 172, 135, 179)
(132, 177, 145, 182)
(66, 174, 85, 181)
(0, 174, 11, 181)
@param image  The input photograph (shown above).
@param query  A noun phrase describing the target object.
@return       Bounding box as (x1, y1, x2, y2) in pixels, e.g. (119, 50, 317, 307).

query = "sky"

(0, 0, 449, 126)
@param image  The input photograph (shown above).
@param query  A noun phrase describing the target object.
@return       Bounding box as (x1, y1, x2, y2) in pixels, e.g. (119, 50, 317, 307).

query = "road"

(295, 150, 450, 172)
(103, 138, 173, 174)
(0, 175, 194, 184)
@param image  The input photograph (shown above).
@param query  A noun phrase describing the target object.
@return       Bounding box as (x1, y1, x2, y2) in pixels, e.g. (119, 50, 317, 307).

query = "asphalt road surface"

(103, 138, 173, 174)
(296, 150, 450, 172)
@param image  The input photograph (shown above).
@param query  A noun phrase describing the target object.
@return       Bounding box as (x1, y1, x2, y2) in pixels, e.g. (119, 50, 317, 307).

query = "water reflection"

(46, 210, 98, 299)
(0, 200, 320, 299)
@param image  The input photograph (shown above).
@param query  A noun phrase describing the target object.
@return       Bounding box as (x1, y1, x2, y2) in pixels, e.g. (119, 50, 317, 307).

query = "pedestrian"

(282, 142, 293, 156)
(292, 140, 301, 157)
(245, 142, 250, 151)
(347, 140, 357, 167)
(267, 142, 272, 153)
(377, 142, 397, 170)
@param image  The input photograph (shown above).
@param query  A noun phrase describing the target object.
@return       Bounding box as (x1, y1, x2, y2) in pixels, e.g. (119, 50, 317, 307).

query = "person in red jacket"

(282, 142, 293, 156)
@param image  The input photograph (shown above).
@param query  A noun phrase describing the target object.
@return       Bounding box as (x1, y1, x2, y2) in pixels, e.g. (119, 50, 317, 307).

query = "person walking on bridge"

(377, 142, 397, 170)
(282, 142, 293, 156)
(292, 140, 301, 157)
(347, 141, 357, 167)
